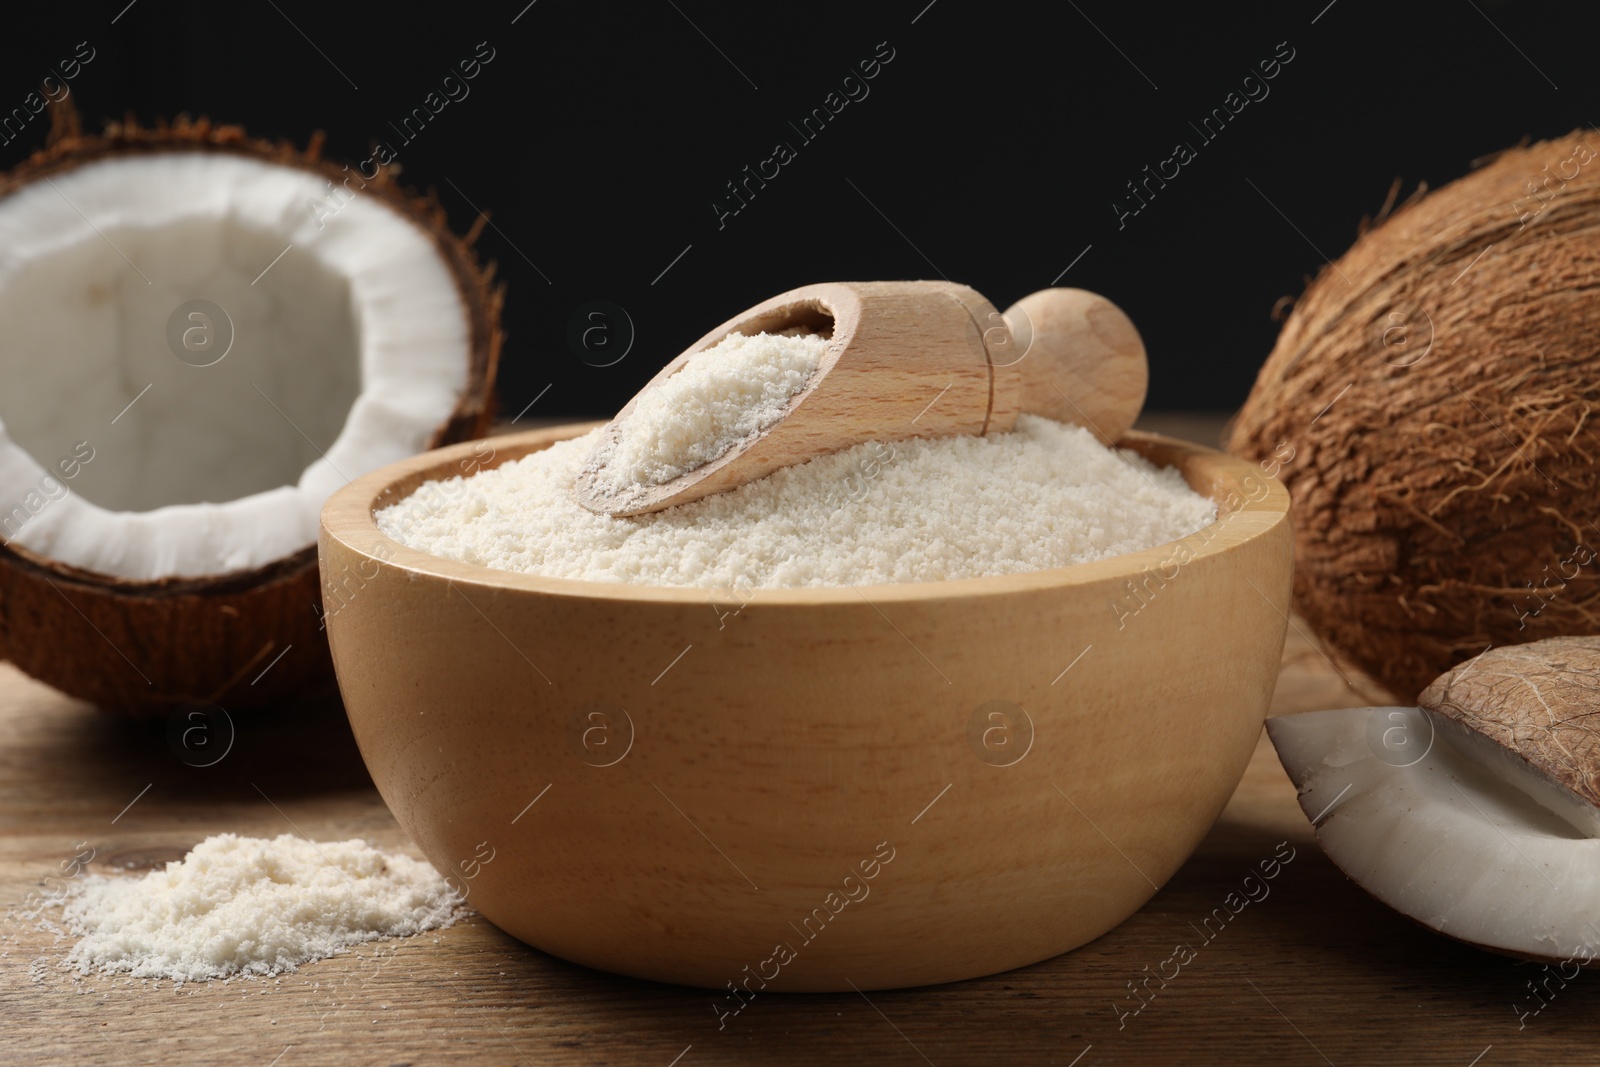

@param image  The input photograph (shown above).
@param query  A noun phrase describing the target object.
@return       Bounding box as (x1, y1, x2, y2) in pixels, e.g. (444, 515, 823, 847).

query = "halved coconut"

(1268, 638, 1600, 962)
(0, 116, 500, 714)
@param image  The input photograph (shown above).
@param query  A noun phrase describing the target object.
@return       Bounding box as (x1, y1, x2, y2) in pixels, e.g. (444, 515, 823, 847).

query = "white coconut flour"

(380, 415, 1217, 587)
(57, 834, 459, 983)
(598, 329, 827, 491)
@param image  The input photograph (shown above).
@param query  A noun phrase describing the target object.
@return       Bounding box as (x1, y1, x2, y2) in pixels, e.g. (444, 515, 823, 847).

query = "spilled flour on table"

(53, 833, 460, 983)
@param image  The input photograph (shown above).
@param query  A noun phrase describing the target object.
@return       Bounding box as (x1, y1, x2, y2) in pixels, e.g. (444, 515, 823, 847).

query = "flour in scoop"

(597, 329, 827, 491)
(380, 415, 1218, 588)
(57, 834, 460, 983)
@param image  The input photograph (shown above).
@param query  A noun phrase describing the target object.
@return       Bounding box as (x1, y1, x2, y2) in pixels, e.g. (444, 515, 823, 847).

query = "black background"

(2, 0, 1594, 419)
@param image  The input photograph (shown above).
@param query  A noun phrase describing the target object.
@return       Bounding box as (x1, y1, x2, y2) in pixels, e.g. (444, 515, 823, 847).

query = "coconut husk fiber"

(1229, 132, 1600, 701)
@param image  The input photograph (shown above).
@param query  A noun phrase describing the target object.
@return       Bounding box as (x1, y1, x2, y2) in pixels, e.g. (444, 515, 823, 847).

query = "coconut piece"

(0, 115, 500, 713)
(1228, 131, 1600, 700)
(1420, 637, 1600, 837)
(1268, 707, 1600, 962)
(1269, 636, 1600, 961)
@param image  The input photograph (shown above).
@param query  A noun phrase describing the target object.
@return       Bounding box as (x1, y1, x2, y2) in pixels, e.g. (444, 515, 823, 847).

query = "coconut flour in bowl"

(376, 414, 1217, 589)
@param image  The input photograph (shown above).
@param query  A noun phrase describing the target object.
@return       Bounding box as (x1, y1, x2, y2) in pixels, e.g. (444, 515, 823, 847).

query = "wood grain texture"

(574, 281, 995, 515)
(1005, 288, 1149, 445)
(2, 417, 1586, 1066)
(574, 282, 1148, 516)
(323, 423, 1290, 991)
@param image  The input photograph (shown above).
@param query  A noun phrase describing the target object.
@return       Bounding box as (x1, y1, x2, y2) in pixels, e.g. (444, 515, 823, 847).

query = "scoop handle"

(988, 288, 1148, 445)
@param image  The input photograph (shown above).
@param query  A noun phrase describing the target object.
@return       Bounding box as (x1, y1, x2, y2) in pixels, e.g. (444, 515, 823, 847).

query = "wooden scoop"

(573, 280, 1147, 516)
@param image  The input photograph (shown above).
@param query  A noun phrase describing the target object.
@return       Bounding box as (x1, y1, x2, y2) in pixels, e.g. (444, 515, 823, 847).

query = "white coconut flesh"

(0, 152, 468, 581)
(1268, 707, 1600, 961)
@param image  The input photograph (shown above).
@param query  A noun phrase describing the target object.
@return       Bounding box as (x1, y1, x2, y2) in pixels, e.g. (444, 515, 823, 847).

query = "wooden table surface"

(3, 416, 1596, 1066)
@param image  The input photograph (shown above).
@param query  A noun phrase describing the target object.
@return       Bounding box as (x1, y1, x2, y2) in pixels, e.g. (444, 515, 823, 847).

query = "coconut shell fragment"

(0, 115, 502, 715)
(1229, 132, 1600, 700)
(1419, 636, 1600, 820)
(1270, 634, 1600, 961)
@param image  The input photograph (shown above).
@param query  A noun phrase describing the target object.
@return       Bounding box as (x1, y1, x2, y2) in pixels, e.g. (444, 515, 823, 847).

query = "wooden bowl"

(319, 423, 1292, 992)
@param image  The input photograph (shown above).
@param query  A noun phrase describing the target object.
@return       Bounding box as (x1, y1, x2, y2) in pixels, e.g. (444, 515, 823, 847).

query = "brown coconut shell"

(0, 113, 502, 715)
(1229, 131, 1600, 701)
(1418, 636, 1600, 809)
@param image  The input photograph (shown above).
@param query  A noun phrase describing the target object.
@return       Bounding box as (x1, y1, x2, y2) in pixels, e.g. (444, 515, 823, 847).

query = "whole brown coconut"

(0, 111, 501, 714)
(1229, 131, 1600, 700)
